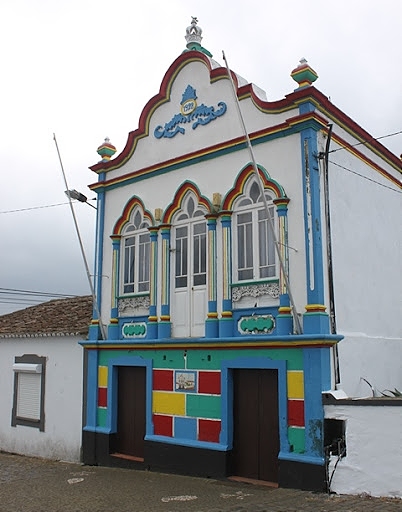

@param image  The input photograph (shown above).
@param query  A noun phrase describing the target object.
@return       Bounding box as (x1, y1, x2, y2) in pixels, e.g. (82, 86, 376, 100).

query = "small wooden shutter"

(16, 372, 41, 420)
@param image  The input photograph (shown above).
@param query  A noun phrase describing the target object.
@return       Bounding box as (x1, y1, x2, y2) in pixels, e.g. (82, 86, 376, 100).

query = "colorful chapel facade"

(81, 20, 402, 491)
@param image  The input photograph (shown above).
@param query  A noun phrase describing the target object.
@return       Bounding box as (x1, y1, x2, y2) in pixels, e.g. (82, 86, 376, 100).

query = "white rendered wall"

(98, 133, 309, 325)
(0, 336, 83, 462)
(325, 403, 402, 498)
(324, 132, 402, 397)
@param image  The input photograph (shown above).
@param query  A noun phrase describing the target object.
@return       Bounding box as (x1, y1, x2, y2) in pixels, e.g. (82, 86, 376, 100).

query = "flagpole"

(222, 51, 302, 334)
(53, 133, 106, 340)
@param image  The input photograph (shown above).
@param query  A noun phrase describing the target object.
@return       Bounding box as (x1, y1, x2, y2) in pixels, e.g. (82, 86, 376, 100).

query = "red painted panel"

(98, 387, 107, 407)
(198, 419, 221, 443)
(153, 414, 173, 437)
(198, 371, 221, 395)
(153, 369, 173, 391)
(287, 399, 305, 427)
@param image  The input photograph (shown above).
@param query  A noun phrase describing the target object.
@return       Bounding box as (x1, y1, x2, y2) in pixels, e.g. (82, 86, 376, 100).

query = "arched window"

(121, 208, 151, 294)
(233, 179, 277, 282)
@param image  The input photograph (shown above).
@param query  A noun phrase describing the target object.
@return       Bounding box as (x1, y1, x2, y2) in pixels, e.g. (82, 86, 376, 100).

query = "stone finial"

(291, 58, 318, 89)
(185, 17, 202, 47)
(97, 137, 116, 162)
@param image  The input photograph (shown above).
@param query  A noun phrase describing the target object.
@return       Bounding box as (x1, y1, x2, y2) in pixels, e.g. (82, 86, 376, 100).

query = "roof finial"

(290, 58, 318, 89)
(97, 137, 116, 162)
(185, 17, 202, 47)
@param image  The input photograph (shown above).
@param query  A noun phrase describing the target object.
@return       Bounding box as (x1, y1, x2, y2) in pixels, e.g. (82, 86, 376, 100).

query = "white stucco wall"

(0, 336, 83, 462)
(323, 129, 402, 397)
(325, 403, 402, 498)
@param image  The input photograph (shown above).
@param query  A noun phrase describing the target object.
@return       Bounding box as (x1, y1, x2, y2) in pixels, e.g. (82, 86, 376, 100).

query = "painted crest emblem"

(154, 84, 227, 139)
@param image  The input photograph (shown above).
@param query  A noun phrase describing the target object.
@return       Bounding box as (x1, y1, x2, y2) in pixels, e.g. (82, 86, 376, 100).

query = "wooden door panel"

(258, 370, 279, 482)
(232, 369, 279, 482)
(115, 366, 146, 458)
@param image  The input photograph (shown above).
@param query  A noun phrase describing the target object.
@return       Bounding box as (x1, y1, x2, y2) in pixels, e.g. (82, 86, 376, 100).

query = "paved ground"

(0, 452, 401, 512)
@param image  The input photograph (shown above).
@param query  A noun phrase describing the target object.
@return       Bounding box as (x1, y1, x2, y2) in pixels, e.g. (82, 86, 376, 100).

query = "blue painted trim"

(220, 357, 289, 454)
(81, 333, 343, 347)
(303, 348, 331, 458)
(94, 186, 106, 329)
(84, 349, 99, 430)
(106, 355, 153, 436)
(279, 451, 325, 465)
(300, 127, 325, 305)
(83, 426, 114, 434)
(145, 434, 228, 451)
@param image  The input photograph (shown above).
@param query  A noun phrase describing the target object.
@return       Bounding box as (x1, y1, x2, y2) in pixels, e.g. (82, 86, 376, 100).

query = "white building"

(0, 296, 92, 462)
(81, 19, 402, 492)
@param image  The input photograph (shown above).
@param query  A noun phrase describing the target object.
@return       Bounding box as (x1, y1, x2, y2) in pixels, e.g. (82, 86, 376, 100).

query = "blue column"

(219, 212, 234, 337)
(147, 227, 159, 339)
(159, 225, 171, 338)
(206, 214, 218, 338)
(300, 123, 329, 334)
(108, 235, 121, 340)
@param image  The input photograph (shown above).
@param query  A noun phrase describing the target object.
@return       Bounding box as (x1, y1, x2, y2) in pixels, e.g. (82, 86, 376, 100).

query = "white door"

(172, 219, 207, 337)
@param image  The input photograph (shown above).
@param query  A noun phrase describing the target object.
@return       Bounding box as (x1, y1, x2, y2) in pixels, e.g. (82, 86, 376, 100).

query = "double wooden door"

(115, 366, 146, 460)
(232, 369, 279, 483)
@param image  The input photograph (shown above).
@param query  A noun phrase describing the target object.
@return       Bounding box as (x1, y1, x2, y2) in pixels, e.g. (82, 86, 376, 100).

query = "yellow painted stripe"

(98, 366, 108, 387)
(287, 371, 304, 399)
(152, 391, 185, 416)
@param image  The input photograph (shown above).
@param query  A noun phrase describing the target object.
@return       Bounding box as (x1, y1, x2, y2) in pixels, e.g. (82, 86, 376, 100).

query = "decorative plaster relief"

(232, 283, 280, 302)
(118, 296, 150, 317)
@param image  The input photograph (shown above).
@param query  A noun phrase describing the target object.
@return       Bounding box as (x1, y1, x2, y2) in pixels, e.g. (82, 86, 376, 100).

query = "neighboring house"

(81, 19, 402, 492)
(0, 295, 92, 462)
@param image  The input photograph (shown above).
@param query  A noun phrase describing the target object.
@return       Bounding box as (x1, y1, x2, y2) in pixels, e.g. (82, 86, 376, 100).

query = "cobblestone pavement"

(0, 452, 401, 512)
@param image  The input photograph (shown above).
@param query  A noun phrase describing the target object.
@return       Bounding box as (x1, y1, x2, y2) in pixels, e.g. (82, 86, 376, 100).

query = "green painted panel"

(152, 350, 185, 369)
(186, 351, 221, 370)
(97, 345, 303, 370)
(186, 394, 221, 419)
(288, 426, 305, 454)
(98, 348, 185, 368)
(97, 407, 107, 428)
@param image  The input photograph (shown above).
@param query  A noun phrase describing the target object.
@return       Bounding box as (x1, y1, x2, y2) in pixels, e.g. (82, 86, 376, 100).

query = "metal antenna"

(53, 133, 106, 340)
(222, 51, 302, 334)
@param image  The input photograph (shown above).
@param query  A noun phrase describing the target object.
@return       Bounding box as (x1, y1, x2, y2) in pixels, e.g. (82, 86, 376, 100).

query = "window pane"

(175, 227, 188, 288)
(258, 207, 276, 278)
(123, 236, 135, 292)
(237, 212, 253, 281)
(193, 222, 206, 285)
(138, 233, 150, 292)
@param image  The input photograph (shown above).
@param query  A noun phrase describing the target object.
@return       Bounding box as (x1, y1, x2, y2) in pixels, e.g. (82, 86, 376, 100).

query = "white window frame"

(233, 181, 277, 283)
(121, 209, 151, 295)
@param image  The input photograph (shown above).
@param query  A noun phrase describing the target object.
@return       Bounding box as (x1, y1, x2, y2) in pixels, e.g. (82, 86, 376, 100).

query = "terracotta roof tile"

(0, 296, 93, 337)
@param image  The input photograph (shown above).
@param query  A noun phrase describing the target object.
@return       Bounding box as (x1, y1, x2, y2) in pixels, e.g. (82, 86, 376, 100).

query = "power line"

(0, 287, 78, 298)
(328, 129, 402, 155)
(0, 201, 75, 214)
(329, 160, 402, 194)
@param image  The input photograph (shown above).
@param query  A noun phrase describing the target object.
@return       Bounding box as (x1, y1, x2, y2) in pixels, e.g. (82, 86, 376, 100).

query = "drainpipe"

(321, 124, 340, 384)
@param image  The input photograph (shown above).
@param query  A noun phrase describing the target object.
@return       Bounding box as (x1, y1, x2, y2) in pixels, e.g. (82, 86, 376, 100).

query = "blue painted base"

(205, 319, 219, 338)
(158, 322, 172, 339)
(219, 318, 234, 337)
(303, 313, 330, 335)
(108, 322, 120, 340)
(147, 321, 158, 339)
(276, 314, 293, 335)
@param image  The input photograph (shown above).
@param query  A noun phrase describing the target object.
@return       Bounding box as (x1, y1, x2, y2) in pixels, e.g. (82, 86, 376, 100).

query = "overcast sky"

(1, 0, 401, 314)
